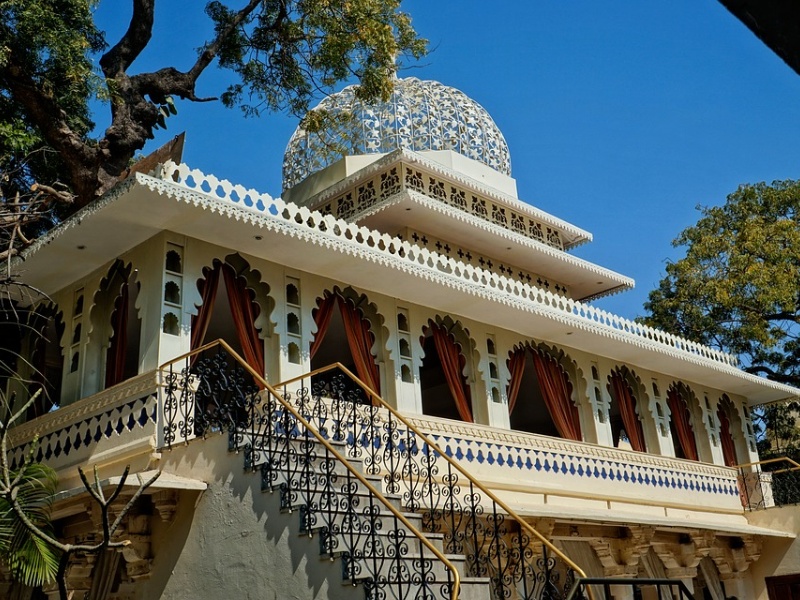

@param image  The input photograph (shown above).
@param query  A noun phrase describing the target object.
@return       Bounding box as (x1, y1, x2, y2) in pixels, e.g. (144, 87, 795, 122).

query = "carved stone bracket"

(709, 534, 762, 580)
(588, 525, 656, 577)
(151, 489, 179, 522)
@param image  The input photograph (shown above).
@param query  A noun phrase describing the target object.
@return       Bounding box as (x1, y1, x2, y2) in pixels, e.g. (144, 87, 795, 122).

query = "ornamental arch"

(606, 365, 657, 453)
(309, 286, 389, 397)
(665, 381, 703, 461)
(418, 315, 477, 423)
(191, 253, 275, 378)
(506, 341, 586, 442)
(85, 260, 142, 397)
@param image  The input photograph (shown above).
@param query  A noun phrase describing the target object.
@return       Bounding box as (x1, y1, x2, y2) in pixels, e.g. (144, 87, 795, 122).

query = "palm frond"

(0, 460, 59, 586)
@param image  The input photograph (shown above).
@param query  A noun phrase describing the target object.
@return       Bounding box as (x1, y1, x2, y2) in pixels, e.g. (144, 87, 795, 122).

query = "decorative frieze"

(314, 162, 567, 251)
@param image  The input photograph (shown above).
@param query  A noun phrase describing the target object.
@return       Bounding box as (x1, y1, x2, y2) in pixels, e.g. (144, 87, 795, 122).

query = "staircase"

(159, 341, 589, 600)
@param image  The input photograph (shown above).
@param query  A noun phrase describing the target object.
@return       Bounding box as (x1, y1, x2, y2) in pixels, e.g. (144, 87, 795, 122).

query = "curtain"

(430, 323, 473, 423)
(609, 370, 647, 452)
(222, 265, 265, 377)
(191, 263, 221, 351)
(667, 388, 699, 461)
(718, 407, 738, 467)
(105, 280, 129, 388)
(310, 293, 337, 359)
(338, 296, 381, 394)
(531, 350, 582, 441)
(28, 313, 49, 419)
(506, 346, 526, 415)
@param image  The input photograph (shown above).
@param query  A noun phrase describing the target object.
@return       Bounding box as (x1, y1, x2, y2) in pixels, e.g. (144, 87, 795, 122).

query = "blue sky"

(93, 1, 800, 320)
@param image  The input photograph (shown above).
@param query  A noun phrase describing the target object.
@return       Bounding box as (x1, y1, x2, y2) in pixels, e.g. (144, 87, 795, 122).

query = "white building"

(4, 77, 800, 600)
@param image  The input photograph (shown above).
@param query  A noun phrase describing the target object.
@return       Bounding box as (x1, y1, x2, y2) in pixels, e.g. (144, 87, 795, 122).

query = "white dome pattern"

(282, 77, 511, 190)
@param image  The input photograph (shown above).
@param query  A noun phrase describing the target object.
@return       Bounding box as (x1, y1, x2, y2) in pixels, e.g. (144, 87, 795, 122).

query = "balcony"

(8, 360, 743, 522)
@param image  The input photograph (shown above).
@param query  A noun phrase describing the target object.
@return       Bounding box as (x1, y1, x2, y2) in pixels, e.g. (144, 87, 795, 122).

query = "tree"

(0, 0, 426, 257)
(644, 179, 800, 386)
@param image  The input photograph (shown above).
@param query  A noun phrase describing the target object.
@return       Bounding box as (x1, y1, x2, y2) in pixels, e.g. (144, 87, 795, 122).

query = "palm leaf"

(0, 460, 60, 587)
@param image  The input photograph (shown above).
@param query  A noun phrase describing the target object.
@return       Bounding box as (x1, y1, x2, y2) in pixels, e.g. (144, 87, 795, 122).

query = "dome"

(282, 77, 512, 191)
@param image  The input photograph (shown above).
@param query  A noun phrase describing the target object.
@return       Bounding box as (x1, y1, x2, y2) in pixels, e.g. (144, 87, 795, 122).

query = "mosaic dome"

(282, 77, 512, 190)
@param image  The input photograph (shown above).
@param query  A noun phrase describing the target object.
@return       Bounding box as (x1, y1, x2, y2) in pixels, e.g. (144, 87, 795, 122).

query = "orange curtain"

(531, 350, 582, 441)
(667, 388, 699, 461)
(430, 323, 473, 423)
(718, 407, 738, 467)
(222, 265, 265, 376)
(338, 296, 381, 394)
(506, 346, 526, 415)
(105, 280, 129, 388)
(191, 264, 221, 351)
(310, 293, 337, 359)
(609, 371, 646, 452)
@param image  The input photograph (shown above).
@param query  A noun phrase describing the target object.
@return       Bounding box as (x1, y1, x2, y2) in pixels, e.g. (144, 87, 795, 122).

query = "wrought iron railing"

(737, 457, 800, 511)
(276, 362, 592, 600)
(159, 341, 463, 600)
(566, 578, 695, 599)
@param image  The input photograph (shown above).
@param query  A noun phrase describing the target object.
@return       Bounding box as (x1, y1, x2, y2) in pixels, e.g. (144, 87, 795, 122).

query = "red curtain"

(191, 264, 221, 351)
(531, 350, 582, 441)
(718, 407, 738, 467)
(222, 266, 265, 377)
(430, 323, 473, 423)
(609, 371, 647, 452)
(105, 281, 129, 388)
(667, 388, 699, 461)
(310, 293, 337, 359)
(338, 296, 381, 394)
(506, 346, 526, 415)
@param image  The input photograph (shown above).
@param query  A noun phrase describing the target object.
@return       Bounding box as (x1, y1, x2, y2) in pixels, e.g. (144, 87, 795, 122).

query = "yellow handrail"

(276, 361, 592, 592)
(159, 340, 461, 600)
(735, 456, 800, 475)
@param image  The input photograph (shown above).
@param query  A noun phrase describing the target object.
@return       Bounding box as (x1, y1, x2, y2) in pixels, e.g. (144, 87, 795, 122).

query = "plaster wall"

(747, 506, 800, 600)
(139, 434, 354, 600)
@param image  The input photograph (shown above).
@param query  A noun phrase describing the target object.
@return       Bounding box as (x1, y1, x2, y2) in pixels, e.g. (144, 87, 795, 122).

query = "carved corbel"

(151, 489, 179, 522)
(588, 525, 655, 577)
(709, 534, 762, 580)
(651, 530, 712, 580)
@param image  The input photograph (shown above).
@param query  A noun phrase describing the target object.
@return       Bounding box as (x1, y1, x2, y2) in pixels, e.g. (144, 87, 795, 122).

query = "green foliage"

(643, 180, 800, 385)
(212, 0, 426, 116)
(0, 458, 60, 587)
(0, 0, 103, 200)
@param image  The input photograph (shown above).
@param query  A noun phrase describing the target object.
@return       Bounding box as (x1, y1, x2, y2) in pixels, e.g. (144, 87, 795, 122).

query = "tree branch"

(99, 0, 156, 78)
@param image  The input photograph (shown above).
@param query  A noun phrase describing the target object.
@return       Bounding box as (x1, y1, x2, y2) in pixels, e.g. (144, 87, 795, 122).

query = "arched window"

(506, 344, 582, 441)
(89, 260, 142, 392)
(666, 383, 699, 461)
(419, 318, 473, 423)
(0, 302, 64, 419)
(27, 304, 65, 418)
(717, 395, 741, 467)
(191, 256, 272, 375)
(607, 367, 647, 452)
(309, 288, 382, 395)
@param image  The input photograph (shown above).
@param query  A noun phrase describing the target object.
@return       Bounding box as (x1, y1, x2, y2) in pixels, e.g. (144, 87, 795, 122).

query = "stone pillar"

(722, 573, 753, 599)
(710, 534, 762, 600)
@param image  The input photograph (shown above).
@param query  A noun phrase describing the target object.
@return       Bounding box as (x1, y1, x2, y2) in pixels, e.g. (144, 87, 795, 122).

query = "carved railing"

(159, 340, 463, 600)
(276, 363, 591, 600)
(737, 457, 800, 511)
(151, 161, 740, 369)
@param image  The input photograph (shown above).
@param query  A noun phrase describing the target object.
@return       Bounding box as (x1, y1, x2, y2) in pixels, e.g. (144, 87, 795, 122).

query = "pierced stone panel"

(314, 163, 567, 252)
(283, 77, 512, 189)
